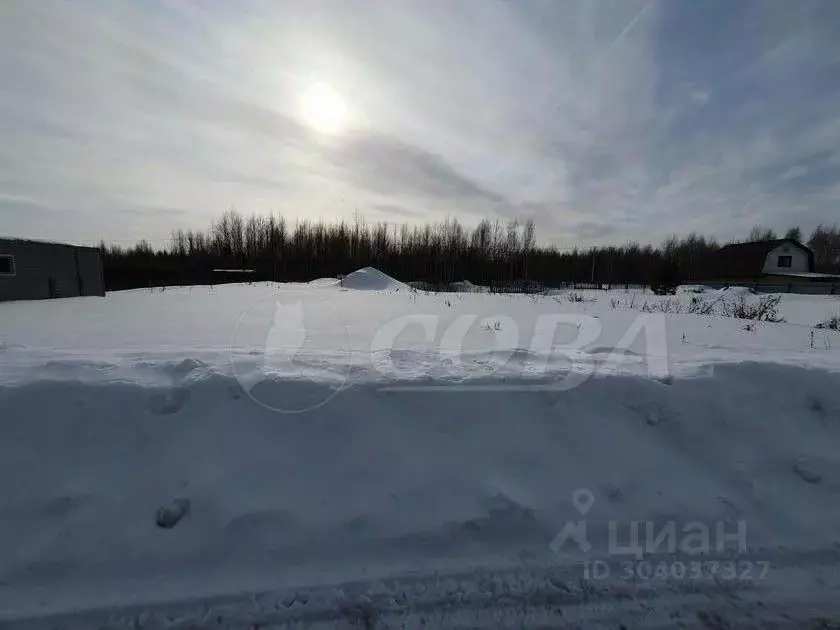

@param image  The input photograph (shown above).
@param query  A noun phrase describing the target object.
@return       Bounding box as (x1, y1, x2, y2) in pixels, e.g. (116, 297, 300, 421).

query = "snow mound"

(308, 277, 341, 287)
(341, 267, 408, 291)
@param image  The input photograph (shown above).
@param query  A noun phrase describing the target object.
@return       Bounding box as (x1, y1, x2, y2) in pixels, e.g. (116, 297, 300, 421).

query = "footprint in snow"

(602, 481, 623, 503)
(793, 459, 822, 485)
(625, 400, 670, 427)
(148, 387, 191, 415)
(809, 396, 825, 415)
(156, 498, 191, 529)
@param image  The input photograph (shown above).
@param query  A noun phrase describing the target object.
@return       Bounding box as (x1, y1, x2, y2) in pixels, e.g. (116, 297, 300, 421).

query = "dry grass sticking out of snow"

(607, 290, 785, 321)
(816, 313, 840, 330)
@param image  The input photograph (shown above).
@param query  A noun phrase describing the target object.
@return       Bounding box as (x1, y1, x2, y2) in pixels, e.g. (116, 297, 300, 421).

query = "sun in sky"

(299, 82, 350, 135)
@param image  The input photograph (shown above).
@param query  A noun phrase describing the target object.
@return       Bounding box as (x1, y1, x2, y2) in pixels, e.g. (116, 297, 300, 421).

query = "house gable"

(762, 242, 810, 274)
(715, 239, 814, 279)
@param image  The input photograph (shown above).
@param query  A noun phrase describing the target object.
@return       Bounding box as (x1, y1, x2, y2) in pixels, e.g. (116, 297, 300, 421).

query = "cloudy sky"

(2, 0, 839, 247)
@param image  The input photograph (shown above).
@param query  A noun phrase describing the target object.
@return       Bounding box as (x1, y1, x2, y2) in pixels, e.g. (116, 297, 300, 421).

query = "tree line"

(99, 210, 840, 291)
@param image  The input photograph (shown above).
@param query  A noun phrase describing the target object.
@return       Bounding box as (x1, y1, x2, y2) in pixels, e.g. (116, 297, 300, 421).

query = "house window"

(777, 255, 792, 268)
(0, 255, 15, 276)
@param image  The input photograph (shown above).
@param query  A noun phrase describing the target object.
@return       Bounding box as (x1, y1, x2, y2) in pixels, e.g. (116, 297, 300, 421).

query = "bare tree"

(784, 226, 802, 242)
(747, 225, 777, 242)
(522, 219, 536, 252)
(100, 210, 727, 291)
(808, 224, 840, 273)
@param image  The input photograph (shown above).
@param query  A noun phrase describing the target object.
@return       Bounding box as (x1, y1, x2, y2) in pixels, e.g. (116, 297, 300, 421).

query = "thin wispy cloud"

(1, 0, 838, 246)
(604, 0, 655, 57)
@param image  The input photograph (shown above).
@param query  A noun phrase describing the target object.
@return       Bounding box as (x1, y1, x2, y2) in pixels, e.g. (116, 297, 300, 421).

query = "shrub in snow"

(721, 294, 784, 322)
(752, 295, 784, 322)
(567, 291, 596, 303)
(662, 298, 682, 313)
(156, 498, 191, 529)
(609, 291, 783, 322)
(650, 259, 680, 295)
(641, 298, 683, 314)
(686, 296, 717, 316)
(651, 283, 678, 296)
(815, 315, 840, 330)
(608, 293, 642, 310)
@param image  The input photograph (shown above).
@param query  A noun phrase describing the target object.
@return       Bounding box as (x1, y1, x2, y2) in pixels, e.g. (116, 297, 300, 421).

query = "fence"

(409, 279, 838, 296)
(407, 280, 650, 294)
(703, 282, 839, 295)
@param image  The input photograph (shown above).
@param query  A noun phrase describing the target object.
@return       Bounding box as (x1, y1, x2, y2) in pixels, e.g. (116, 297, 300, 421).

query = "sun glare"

(300, 83, 349, 135)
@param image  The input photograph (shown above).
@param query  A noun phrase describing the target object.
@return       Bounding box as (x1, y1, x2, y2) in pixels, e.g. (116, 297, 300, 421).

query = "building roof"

(0, 236, 101, 252)
(715, 239, 814, 278)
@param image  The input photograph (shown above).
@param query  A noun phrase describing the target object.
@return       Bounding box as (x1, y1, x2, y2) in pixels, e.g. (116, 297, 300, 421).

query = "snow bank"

(2, 283, 840, 624)
(341, 267, 408, 291)
(1, 282, 838, 385)
(2, 364, 840, 622)
(307, 277, 341, 287)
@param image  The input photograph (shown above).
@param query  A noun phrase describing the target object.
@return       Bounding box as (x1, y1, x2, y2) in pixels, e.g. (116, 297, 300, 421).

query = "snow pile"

(307, 277, 341, 287)
(341, 267, 407, 291)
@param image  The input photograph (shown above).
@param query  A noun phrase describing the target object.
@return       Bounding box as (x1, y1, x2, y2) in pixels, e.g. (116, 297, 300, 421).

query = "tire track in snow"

(7, 547, 840, 629)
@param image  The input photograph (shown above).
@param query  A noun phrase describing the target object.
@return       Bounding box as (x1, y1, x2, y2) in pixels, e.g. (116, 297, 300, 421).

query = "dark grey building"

(0, 238, 105, 302)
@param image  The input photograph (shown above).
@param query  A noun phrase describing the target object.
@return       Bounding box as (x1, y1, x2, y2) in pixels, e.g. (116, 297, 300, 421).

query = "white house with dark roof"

(714, 239, 839, 293)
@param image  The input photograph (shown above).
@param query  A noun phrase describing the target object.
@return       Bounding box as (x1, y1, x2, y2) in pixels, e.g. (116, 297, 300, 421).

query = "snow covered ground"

(1, 276, 840, 628)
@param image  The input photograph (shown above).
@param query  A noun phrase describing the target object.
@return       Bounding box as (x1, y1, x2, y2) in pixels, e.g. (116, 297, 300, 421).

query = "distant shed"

(0, 237, 105, 302)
